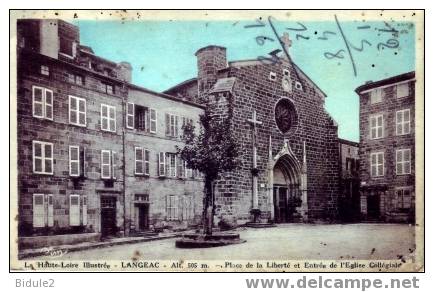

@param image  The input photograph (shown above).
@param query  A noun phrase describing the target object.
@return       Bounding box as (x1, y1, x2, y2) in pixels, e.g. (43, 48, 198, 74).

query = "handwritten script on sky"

(75, 16, 415, 142)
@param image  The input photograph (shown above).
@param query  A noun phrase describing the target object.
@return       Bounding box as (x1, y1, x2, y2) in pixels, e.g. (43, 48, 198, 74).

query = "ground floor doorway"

(101, 196, 117, 237)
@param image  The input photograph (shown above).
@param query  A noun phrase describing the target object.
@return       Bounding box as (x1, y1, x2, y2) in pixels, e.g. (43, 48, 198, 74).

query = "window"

(181, 195, 194, 221)
(33, 141, 53, 175)
(165, 114, 179, 137)
(149, 109, 157, 133)
(283, 69, 290, 77)
(269, 72, 277, 81)
(177, 156, 185, 178)
(69, 95, 86, 126)
(397, 83, 409, 98)
(369, 114, 384, 139)
(295, 81, 303, 91)
(102, 83, 114, 95)
(166, 153, 177, 177)
(158, 152, 166, 177)
(59, 36, 74, 57)
(33, 194, 45, 228)
(396, 109, 411, 135)
(166, 195, 178, 221)
(395, 189, 412, 210)
(135, 104, 147, 131)
(126, 103, 157, 133)
(69, 146, 80, 177)
(32, 86, 53, 120)
(40, 65, 49, 76)
(370, 88, 383, 104)
(396, 149, 411, 175)
(135, 147, 150, 175)
(32, 194, 54, 228)
(69, 194, 80, 226)
(67, 73, 83, 85)
(101, 150, 117, 179)
(370, 152, 384, 177)
(185, 162, 193, 178)
(101, 104, 116, 132)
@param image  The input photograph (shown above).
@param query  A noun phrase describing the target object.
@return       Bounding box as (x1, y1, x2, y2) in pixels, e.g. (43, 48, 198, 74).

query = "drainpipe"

(121, 82, 127, 237)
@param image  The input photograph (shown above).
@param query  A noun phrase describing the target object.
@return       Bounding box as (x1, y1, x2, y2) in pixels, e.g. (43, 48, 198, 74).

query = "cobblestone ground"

(36, 223, 416, 260)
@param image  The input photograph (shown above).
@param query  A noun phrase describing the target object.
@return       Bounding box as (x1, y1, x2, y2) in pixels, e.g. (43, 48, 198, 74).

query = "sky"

(74, 17, 415, 142)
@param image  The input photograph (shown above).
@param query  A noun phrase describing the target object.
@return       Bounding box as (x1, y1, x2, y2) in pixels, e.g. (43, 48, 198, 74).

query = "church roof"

(163, 57, 328, 99)
(228, 59, 327, 99)
(208, 77, 236, 94)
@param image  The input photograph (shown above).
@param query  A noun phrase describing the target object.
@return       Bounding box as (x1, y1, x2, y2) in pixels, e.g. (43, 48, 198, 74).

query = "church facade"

(166, 45, 341, 224)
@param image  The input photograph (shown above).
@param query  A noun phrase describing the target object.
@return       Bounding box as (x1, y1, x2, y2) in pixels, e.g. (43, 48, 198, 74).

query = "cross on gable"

(247, 110, 263, 127)
(280, 32, 292, 52)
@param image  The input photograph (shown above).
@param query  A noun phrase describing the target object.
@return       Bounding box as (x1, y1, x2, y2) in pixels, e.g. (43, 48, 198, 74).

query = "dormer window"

(269, 72, 277, 81)
(102, 83, 114, 95)
(59, 35, 75, 58)
(40, 65, 50, 76)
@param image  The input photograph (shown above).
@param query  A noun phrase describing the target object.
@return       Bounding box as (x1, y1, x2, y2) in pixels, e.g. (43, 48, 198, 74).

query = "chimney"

(116, 61, 132, 83)
(195, 45, 227, 100)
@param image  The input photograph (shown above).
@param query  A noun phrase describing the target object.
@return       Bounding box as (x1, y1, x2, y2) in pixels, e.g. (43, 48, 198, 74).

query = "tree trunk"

(203, 178, 213, 235)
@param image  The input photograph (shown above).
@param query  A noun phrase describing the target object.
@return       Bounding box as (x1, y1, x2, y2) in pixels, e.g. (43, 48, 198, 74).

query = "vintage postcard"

(9, 10, 424, 272)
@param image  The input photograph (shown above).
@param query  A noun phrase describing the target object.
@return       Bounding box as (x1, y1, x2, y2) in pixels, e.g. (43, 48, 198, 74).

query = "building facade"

(166, 45, 341, 224)
(16, 19, 204, 240)
(338, 139, 360, 222)
(356, 72, 416, 223)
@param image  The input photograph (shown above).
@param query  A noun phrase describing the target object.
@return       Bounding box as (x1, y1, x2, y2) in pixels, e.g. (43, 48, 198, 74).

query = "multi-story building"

(16, 19, 204, 241)
(125, 84, 204, 234)
(356, 72, 415, 223)
(337, 138, 360, 222)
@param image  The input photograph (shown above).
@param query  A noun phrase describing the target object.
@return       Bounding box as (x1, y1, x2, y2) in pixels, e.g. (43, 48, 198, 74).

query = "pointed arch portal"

(268, 141, 304, 223)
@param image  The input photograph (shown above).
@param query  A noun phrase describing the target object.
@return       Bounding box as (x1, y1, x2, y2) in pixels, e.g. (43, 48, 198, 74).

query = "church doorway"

(272, 156, 302, 223)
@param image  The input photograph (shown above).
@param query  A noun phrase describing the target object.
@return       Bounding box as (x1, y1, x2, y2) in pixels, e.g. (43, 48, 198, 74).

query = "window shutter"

(158, 152, 166, 176)
(82, 196, 88, 226)
(126, 102, 135, 129)
(165, 113, 170, 136)
(47, 194, 54, 227)
(370, 117, 376, 139)
(78, 99, 86, 126)
(32, 86, 44, 118)
(45, 89, 53, 120)
(109, 107, 116, 132)
(69, 195, 80, 226)
(33, 194, 45, 228)
(175, 116, 179, 137)
(174, 195, 179, 220)
(112, 151, 117, 179)
(33, 142, 43, 173)
(80, 147, 86, 177)
(404, 149, 411, 174)
(150, 109, 157, 133)
(370, 155, 376, 177)
(44, 143, 53, 174)
(396, 111, 403, 135)
(135, 147, 143, 175)
(144, 149, 150, 175)
(165, 195, 169, 220)
(378, 153, 384, 176)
